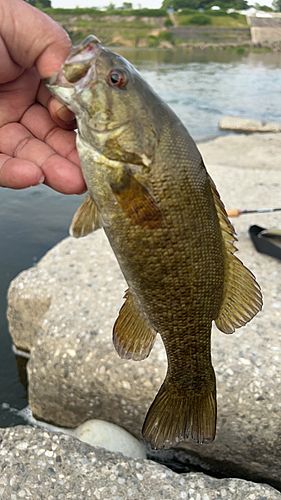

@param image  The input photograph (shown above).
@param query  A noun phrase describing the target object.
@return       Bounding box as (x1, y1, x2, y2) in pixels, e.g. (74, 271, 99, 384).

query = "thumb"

(1, 0, 71, 78)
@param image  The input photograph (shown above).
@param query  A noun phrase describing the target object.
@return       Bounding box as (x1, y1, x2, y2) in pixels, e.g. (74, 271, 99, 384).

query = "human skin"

(0, 0, 86, 193)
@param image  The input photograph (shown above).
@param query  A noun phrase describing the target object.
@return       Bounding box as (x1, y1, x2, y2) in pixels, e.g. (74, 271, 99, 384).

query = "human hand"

(0, 0, 86, 193)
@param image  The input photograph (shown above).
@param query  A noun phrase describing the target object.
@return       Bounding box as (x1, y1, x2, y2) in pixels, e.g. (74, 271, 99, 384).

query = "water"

(1, 48, 281, 425)
(0, 188, 82, 425)
(119, 48, 281, 141)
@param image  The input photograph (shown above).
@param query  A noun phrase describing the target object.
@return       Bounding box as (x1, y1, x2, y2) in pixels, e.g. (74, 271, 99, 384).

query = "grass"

(43, 7, 166, 17)
(176, 12, 248, 28)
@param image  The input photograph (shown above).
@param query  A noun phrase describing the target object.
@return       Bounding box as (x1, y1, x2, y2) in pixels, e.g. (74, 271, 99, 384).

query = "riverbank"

(44, 7, 251, 48)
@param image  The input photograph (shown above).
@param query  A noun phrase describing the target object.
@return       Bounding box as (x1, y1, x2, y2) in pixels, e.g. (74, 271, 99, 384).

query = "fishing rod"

(227, 207, 281, 218)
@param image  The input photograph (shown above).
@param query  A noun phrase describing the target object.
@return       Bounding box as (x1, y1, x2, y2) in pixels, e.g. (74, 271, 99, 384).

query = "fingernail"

(56, 106, 75, 124)
(39, 176, 45, 184)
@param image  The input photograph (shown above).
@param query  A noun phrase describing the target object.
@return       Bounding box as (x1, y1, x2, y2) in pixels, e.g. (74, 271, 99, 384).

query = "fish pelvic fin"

(70, 194, 102, 238)
(208, 176, 263, 333)
(142, 379, 217, 449)
(113, 289, 157, 361)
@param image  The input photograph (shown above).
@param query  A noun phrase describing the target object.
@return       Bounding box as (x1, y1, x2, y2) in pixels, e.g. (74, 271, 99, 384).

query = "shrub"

(164, 18, 173, 27)
(189, 14, 212, 25)
(148, 35, 159, 47)
(158, 31, 174, 42)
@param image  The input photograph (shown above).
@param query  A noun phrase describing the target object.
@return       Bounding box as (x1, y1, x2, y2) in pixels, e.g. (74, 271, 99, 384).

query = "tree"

(162, 0, 199, 8)
(37, 0, 52, 6)
(273, 0, 281, 11)
(162, 0, 249, 10)
(254, 4, 273, 10)
(24, 0, 52, 6)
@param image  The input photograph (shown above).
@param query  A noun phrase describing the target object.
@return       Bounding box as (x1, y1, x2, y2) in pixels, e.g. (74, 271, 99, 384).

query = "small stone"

(73, 419, 146, 459)
(15, 442, 28, 451)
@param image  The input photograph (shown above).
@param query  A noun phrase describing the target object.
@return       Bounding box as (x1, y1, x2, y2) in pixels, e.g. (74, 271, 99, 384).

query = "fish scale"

(47, 35, 262, 449)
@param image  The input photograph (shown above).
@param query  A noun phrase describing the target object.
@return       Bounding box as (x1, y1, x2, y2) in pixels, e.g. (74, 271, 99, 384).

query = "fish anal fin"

(208, 175, 263, 333)
(70, 194, 101, 238)
(142, 379, 217, 449)
(110, 169, 162, 229)
(113, 290, 156, 361)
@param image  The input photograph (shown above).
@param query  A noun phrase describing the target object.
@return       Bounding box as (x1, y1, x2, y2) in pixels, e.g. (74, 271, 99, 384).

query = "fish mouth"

(45, 35, 101, 98)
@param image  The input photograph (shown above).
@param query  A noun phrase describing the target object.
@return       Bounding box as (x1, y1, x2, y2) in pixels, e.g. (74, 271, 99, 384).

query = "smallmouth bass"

(47, 36, 262, 449)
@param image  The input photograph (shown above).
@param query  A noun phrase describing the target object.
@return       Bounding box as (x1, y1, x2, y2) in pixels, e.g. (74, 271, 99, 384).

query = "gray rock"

(0, 427, 280, 500)
(199, 132, 281, 171)
(219, 116, 281, 133)
(7, 133, 281, 487)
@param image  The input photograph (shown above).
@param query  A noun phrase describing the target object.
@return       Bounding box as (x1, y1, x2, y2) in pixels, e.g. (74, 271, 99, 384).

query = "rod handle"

(227, 208, 241, 218)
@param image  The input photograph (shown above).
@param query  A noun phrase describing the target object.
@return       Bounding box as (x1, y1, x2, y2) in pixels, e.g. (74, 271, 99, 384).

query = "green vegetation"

(29, 4, 251, 49)
(162, 0, 248, 10)
(177, 11, 247, 27)
(42, 9, 166, 47)
(148, 31, 175, 47)
(188, 14, 212, 25)
(43, 7, 166, 17)
(164, 18, 173, 26)
(24, 0, 51, 6)
(273, 0, 281, 11)
(254, 4, 273, 11)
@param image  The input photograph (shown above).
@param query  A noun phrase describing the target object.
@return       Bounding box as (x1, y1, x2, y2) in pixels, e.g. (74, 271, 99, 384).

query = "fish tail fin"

(142, 378, 216, 449)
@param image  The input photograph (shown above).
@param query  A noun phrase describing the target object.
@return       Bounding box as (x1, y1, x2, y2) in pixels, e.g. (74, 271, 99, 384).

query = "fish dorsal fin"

(110, 168, 162, 229)
(70, 194, 102, 238)
(209, 176, 263, 334)
(113, 289, 157, 361)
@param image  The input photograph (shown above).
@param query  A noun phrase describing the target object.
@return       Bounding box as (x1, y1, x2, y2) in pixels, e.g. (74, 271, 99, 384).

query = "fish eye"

(108, 69, 127, 89)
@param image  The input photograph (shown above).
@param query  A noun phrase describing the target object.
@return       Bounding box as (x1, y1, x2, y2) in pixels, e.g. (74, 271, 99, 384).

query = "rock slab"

(7, 133, 281, 488)
(0, 427, 280, 500)
(219, 116, 281, 133)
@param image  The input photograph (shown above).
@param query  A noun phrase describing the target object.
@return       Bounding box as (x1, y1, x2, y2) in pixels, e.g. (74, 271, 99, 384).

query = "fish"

(46, 35, 263, 449)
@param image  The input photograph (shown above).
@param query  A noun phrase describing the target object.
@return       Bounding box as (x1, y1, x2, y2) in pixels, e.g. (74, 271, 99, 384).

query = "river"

(1, 47, 281, 425)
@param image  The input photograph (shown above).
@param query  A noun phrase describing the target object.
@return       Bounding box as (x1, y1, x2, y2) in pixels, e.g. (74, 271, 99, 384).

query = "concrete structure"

(248, 16, 281, 49)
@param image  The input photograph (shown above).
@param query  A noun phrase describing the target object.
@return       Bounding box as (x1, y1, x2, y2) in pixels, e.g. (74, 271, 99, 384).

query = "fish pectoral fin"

(208, 176, 263, 333)
(70, 194, 102, 238)
(143, 378, 217, 449)
(113, 289, 157, 361)
(110, 168, 162, 229)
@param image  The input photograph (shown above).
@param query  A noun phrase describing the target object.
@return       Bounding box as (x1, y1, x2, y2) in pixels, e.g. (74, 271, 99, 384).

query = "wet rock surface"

(0, 427, 280, 500)
(7, 133, 281, 489)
